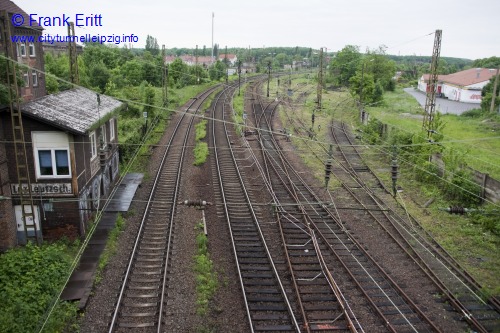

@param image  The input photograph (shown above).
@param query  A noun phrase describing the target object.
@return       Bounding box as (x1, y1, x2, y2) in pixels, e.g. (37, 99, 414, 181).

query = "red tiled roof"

(440, 68, 496, 86)
(422, 68, 496, 87)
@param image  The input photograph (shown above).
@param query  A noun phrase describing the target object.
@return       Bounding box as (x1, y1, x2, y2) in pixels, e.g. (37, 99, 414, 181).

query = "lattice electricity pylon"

(422, 30, 442, 138)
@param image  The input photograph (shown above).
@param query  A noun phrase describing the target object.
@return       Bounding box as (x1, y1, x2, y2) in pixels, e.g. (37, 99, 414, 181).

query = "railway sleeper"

(120, 311, 156, 317)
(253, 324, 294, 331)
(241, 272, 275, 279)
(118, 322, 155, 328)
(246, 295, 286, 302)
(248, 304, 288, 311)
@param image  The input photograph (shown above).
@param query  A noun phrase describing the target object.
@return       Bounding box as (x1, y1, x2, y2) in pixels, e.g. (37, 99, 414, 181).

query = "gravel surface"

(80, 84, 474, 333)
(80, 101, 249, 332)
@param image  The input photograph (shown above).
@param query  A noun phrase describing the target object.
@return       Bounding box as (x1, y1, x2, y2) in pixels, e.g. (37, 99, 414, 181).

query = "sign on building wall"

(11, 183, 73, 196)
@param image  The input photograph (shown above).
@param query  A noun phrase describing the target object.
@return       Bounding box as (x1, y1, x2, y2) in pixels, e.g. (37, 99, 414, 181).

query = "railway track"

(329, 121, 500, 333)
(107, 86, 219, 332)
(276, 80, 500, 332)
(250, 83, 445, 332)
(210, 81, 302, 332)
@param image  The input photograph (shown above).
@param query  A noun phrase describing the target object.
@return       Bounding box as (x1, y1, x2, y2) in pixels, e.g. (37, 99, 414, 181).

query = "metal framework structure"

(68, 22, 79, 85)
(422, 29, 442, 137)
(1, 11, 41, 244)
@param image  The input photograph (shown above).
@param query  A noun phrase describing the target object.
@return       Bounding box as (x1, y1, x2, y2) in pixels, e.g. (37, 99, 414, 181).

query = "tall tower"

(422, 30, 442, 138)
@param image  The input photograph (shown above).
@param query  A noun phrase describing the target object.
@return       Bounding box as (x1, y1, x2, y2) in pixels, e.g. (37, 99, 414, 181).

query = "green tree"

(44, 53, 72, 92)
(145, 35, 159, 56)
(88, 61, 110, 92)
(349, 71, 375, 105)
(121, 59, 143, 86)
(329, 45, 362, 86)
(209, 60, 226, 81)
(481, 74, 500, 112)
(168, 58, 188, 87)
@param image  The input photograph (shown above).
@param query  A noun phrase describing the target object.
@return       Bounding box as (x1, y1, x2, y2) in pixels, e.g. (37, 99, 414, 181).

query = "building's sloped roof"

(422, 68, 496, 87)
(21, 88, 123, 134)
(0, 0, 42, 29)
(440, 68, 496, 87)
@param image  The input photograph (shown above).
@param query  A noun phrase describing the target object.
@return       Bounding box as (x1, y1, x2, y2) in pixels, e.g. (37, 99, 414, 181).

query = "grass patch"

(193, 223, 217, 316)
(193, 142, 209, 166)
(367, 87, 500, 179)
(232, 83, 248, 136)
(194, 119, 209, 166)
(282, 79, 500, 297)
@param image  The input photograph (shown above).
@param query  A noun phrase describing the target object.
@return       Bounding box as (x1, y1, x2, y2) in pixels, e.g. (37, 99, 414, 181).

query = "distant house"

(219, 53, 238, 66)
(43, 41, 83, 57)
(164, 55, 215, 67)
(418, 68, 496, 104)
(0, 0, 46, 101)
(0, 88, 124, 247)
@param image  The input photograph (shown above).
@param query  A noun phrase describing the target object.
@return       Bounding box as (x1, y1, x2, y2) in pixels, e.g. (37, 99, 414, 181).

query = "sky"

(13, 0, 500, 60)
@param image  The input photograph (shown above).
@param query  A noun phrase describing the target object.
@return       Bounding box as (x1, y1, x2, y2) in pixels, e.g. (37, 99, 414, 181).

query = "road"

(403, 87, 480, 115)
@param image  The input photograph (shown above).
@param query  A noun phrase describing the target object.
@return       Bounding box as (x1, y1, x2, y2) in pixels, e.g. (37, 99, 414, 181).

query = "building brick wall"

(0, 117, 17, 250)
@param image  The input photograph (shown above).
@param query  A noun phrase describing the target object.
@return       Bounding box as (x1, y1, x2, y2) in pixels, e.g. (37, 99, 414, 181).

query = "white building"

(418, 68, 497, 104)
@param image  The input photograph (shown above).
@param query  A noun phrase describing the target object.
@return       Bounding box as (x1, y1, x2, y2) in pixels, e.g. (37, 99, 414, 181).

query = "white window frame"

(19, 43, 26, 57)
(23, 71, 29, 87)
(32, 70, 38, 87)
(89, 131, 97, 159)
(109, 118, 115, 141)
(28, 42, 35, 57)
(32, 132, 71, 179)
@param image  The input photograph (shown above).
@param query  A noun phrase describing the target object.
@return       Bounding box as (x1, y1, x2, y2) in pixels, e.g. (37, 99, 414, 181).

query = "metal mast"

(68, 22, 79, 85)
(1, 11, 41, 244)
(422, 29, 442, 137)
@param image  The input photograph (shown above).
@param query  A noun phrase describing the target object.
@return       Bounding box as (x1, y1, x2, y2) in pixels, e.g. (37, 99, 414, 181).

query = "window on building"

(23, 71, 29, 87)
(18, 43, 26, 57)
(100, 124, 106, 148)
(37, 149, 70, 176)
(32, 132, 71, 179)
(28, 43, 35, 57)
(32, 71, 38, 87)
(89, 131, 97, 159)
(109, 118, 115, 141)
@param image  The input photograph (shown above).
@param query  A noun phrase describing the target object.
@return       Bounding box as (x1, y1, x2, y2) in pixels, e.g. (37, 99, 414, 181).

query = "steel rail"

(108, 86, 219, 332)
(212, 82, 301, 332)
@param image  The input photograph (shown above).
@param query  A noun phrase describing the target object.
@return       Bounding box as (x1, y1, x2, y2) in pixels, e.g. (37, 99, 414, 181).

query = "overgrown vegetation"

(0, 242, 80, 332)
(194, 120, 209, 166)
(193, 223, 217, 316)
(278, 71, 499, 296)
(232, 83, 247, 136)
(95, 213, 126, 284)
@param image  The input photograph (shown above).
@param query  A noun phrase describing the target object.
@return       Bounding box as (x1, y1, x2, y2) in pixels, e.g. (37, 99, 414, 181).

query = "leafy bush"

(195, 120, 208, 141)
(0, 242, 78, 332)
(443, 169, 482, 206)
(193, 142, 209, 166)
(460, 108, 484, 118)
(194, 225, 217, 316)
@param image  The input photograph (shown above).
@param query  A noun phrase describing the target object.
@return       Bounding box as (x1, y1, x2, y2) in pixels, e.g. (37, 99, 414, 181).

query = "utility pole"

(317, 47, 324, 111)
(162, 45, 168, 107)
(238, 60, 242, 96)
(490, 67, 499, 113)
(211, 12, 214, 61)
(267, 61, 271, 98)
(68, 22, 79, 85)
(422, 29, 442, 139)
(1, 11, 40, 244)
(195, 44, 199, 84)
(225, 45, 228, 85)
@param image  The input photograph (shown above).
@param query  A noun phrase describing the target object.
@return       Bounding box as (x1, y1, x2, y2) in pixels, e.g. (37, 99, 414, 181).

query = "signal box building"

(0, 88, 124, 248)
